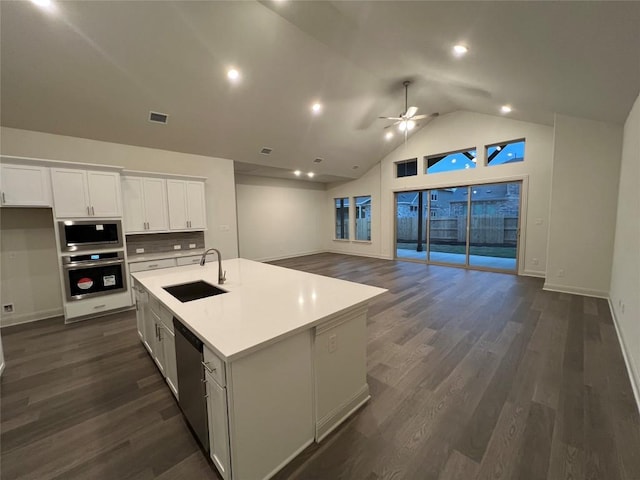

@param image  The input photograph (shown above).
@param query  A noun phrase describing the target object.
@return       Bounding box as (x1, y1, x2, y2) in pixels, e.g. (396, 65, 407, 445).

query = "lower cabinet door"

(161, 324, 179, 399)
(206, 372, 231, 480)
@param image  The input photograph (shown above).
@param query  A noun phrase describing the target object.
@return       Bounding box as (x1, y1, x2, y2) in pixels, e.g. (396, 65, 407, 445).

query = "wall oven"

(62, 251, 127, 301)
(58, 220, 123, 252)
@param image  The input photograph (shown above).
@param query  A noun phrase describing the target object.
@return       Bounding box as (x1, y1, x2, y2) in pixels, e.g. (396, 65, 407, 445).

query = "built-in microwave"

(58, 220, 123, 252)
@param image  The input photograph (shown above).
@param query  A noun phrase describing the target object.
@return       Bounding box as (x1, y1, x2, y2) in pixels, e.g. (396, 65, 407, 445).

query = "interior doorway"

(395, 181, 522, 273)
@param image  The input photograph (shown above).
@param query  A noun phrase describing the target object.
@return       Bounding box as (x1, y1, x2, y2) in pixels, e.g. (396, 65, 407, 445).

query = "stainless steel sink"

(163, 280, 227, 303)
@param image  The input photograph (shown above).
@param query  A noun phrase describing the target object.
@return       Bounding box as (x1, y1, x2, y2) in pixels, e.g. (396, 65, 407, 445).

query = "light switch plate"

(136, 248, 144, 254)
(174, 245, 182, 250)
(189, 243, 196, 249)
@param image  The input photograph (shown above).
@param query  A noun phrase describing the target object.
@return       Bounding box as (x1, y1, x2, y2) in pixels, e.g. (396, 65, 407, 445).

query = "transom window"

(396, 158, 418, 178)
(425, 148, 477, 174)
(486, 139, 525, 166)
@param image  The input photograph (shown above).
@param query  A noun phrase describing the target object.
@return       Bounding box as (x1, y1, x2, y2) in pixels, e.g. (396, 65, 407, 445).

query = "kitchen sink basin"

(163, 280, 227, 303)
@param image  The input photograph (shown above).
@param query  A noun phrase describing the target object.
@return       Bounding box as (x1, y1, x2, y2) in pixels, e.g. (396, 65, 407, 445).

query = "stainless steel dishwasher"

(173, 318, 209, 452)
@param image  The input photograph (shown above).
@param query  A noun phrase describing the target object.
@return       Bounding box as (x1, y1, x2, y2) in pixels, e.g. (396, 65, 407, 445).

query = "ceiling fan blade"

(383, 121, 401, 130)
(378, 116, 403, 121)
(405, 106, 418, 118)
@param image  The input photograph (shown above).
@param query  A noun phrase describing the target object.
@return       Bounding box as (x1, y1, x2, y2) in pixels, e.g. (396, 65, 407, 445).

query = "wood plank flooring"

(2, 253, 639, 480)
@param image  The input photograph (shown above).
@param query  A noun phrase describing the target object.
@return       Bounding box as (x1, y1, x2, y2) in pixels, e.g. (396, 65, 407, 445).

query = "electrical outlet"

(3, 303, 14, 314)
(532, 258, 539, 265)
(219, 224, 230, 232)
(328, 334, 337, 353)
(136, 248, 145, 254)
(173, 245, 182, 250)
(189, 243, 196, 249)
(535, 217, 543, 225)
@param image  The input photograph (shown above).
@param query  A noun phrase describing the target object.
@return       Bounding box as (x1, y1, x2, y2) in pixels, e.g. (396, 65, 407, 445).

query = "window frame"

(334, 197, 350, 240)
(395, 158, 418, 178)
(424, 147, 477, 175)
(485, 138, 526, 167)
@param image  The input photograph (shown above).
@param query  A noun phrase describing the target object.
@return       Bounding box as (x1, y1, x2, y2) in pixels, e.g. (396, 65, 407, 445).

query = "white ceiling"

(1, 1, 639, 182)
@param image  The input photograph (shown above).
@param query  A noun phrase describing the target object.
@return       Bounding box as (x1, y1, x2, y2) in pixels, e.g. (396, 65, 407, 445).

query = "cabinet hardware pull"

(148, 264, 158, 268)
(201, 361, 216, 374)
(204, 394, 209, 399)
(91, 206, 95, 216)
(94, 304, 106, 309)
(87, 206, 91, 215)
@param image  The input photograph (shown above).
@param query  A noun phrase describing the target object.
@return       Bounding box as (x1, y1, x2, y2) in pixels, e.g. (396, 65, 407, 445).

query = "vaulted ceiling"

(2, 1, 639, 182)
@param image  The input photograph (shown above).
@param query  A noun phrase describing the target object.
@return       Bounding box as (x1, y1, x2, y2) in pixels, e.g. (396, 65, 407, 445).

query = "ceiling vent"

(260, 147, 273, 155)
(314, 157, 323, 163)
(149, 111, 168, 124)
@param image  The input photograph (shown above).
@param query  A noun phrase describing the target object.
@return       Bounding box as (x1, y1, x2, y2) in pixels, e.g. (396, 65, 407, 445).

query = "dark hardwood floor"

(1, 253, 639, 480)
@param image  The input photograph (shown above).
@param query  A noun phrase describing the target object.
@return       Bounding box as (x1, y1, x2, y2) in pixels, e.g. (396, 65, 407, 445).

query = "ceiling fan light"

(398, 121, 407, 132)
(406, 120, 416, 131)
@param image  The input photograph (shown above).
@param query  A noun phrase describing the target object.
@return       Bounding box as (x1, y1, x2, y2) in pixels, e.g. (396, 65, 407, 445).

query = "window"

(396, 158, 418, 178)
(354, 195, 371, 241)
(486, 139, 525, 166)
(425, 148, 477, 174)
(335, 197, 349, 239)
(431, 192, 438, 201)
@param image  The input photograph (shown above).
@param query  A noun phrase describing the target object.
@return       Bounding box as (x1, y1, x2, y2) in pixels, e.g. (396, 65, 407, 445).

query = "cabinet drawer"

(203, 346, 226, 387)
(176, 253, 216, 266)
(129, 258, 176, 273)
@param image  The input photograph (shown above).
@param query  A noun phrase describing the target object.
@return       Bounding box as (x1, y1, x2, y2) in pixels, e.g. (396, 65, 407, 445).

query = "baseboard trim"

(0, 307, 63, 327)
(316, 384, 370, 442)
(608, 299, 640, 415)
(263, 438, 314, 480)
(542, 282, 608, 299)
(521, 269, 545, 278)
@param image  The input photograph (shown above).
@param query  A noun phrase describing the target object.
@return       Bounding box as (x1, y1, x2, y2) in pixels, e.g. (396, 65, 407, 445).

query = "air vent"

(149, 111, 168, 124)
(260, 147, 273, 155)
(313, 158, 323, 163)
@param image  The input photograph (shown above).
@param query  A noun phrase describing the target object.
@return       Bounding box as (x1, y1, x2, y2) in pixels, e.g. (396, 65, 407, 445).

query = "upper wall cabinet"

(51, 168, 122, 218)
(122, 176, 169, 233)
(167, 180, 206, 231)
(0, 163, 52, 207)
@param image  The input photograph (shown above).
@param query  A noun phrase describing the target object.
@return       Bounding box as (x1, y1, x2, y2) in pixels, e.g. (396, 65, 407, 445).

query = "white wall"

(610, 93, 640, 404)
(235, 174, 326, 261)
(0, 127, 239, 324)
(0, 208, 63, 326)
(545, 115, 623, 297)
(328, 111, 554, 276)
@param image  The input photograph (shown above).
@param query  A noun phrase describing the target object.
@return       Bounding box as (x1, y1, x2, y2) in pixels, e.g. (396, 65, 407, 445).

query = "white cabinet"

(167, 180, 206, 231)
(205, 369, 231, 480)
(159, 321, 178, 397)
(122, 176, 168, 233)
(133, 284, 146, 342)
(51, 168, 122, 218)
(0, 163, 52, 207)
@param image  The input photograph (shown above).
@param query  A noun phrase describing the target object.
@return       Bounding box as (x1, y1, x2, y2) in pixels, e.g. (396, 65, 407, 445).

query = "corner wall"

(235, 174, 327, 261)
(609, 93, 640, 405)
(545, 115, 623, 297)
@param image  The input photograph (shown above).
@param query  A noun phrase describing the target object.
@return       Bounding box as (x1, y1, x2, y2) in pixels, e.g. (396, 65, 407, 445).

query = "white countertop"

(127, 249, 206, 263)
(131, 258, 387, 361)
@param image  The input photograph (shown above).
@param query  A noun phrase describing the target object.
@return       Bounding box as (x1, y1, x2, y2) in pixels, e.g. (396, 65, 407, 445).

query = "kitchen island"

(131, 258, 386, 480)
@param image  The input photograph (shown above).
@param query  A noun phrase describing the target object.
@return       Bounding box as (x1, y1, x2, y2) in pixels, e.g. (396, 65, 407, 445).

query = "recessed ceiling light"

(227, 68, 240, 82)
(293, 170, 302, 176)
(385, 131, 394, 140)
(501, 105, 512, 114)
(453, 44, 468, 56)
(307, 172, 315, 178)
(311, 102, 322, 114)
(30, 0, 56, 12)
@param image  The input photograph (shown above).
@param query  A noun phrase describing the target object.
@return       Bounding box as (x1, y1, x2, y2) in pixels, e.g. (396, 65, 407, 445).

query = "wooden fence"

(397, 216, 518, 245)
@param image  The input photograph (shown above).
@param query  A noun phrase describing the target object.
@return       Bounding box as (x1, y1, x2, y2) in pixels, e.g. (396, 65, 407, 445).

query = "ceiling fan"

(379, 80, 438, 138)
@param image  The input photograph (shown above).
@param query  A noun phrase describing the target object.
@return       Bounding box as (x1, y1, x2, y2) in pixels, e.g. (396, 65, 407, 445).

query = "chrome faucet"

(200, 248, 226, 284)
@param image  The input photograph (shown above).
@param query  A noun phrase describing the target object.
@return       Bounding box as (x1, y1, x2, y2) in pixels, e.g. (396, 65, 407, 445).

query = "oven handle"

(63, 259, 125, 269)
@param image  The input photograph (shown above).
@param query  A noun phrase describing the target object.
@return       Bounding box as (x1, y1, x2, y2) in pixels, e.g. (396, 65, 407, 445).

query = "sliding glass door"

(468, 182, 520, 270)
(394, 181, 521, 273)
